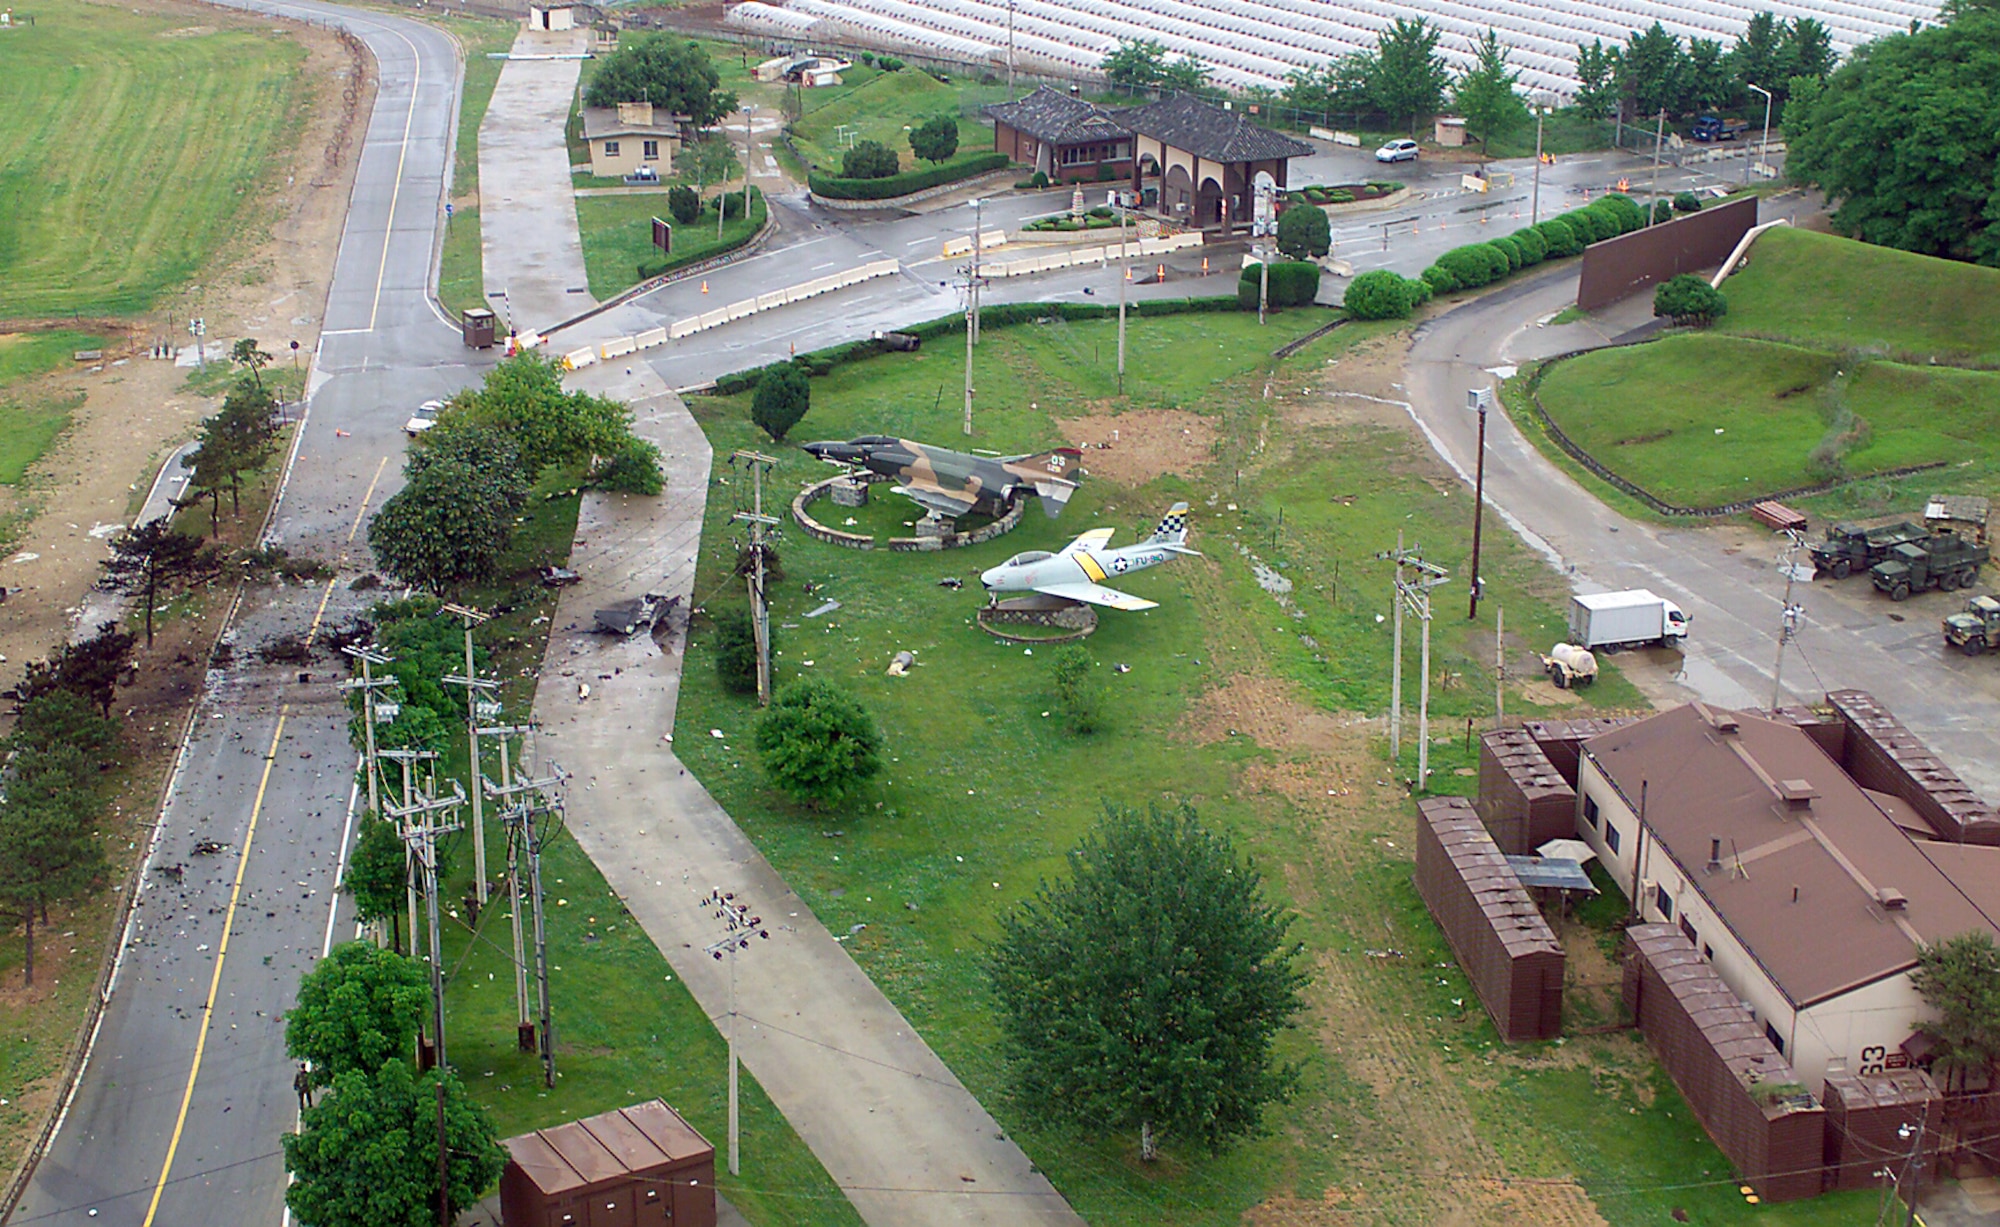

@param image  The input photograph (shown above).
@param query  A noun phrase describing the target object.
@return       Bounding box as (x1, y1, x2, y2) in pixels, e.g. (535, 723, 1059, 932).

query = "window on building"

(1654, 883, 1673, 920)
(1583, 795, 1599, 829)
(1678, 915, 1697, 945)
(1605, 823, 1621, 853)
(643, 139, 659, 159)
(603, 140, 620, 156)
(1702, 942, 1714, 960)
(1113, 140, 1131, 159)
(1764, 1021, 1785, 1054)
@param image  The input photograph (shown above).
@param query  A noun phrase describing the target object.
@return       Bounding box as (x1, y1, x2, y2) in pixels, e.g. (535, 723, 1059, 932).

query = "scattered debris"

(936, 577, 963, 589)
(192, 839, 227, 856)
(886, 651, 916, 677)
(540, 566, 581, 588)
(805, 599, 840, 618)
(1113, 662, 1131, 674)
(593, 592, 676, 636)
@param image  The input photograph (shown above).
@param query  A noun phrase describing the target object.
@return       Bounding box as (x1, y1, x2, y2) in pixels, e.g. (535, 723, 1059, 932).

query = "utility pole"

(1467, 386, 1492, 619)
(963, 197, 984, 436)
(480, 724, 535, 1050)
(1530, 102, 1546, 225)
(385, 779, 464, 1227)
(339, 644, 394, 824)
(702, 887, 769, 1177)
(1649, 107, 1666, 221)
(1005, 0, 1015, 99)
(1747, 82, 1773, 186)
(440, 603, 495, 905)
(1377, 539, 1450, 789)
(1251, 177, 1275, 326)
(380, 748, 436, 982)
(1770, 529, 1806, 710)
(1116, 192, 1129, 396)
(730, 451, 779, 706)
(486, 763, 568, 1088)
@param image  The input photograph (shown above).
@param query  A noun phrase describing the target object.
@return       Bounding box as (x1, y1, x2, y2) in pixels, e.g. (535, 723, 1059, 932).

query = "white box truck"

(1567, 590, 1690, 650)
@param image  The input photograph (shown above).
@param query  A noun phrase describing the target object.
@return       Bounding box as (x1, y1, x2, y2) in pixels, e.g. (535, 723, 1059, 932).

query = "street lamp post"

(1529, 95, 1552, 225)
(963, 197, 983, 435)
(724, 103, 754, 242)
(702, 888, 769, 1177)
(1115, 192, 1129, 395)
(1746, 83, 1773, 186)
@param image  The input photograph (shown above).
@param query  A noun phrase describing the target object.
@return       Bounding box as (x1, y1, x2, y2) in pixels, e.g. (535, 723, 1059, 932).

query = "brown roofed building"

(500, 1099, 716, 1227)
(984, 86, 1133, 183)
(1574, 702, 2000, 1088)
(1122, 93, 1315, 232)
(580, 101, 687, 180)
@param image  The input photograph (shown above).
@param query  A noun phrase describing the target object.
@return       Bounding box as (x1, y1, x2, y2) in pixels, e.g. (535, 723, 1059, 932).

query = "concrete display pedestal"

(976, 595, 1098, 642)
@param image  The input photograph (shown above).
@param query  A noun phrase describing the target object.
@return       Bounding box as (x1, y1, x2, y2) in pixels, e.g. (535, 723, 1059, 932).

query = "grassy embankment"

(1528, 228, 2000, 516)
(436, 17, 522, 320)
(789, 65, 1004, 175)
(0, 332, 110, 490)
(668, 308, 1868, 1224)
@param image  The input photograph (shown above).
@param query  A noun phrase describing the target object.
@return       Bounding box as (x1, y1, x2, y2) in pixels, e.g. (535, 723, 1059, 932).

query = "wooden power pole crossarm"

(730, 450, 779, 706)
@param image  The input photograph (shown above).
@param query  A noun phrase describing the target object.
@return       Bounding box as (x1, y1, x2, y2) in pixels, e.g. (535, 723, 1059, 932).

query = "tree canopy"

(909, 113, 959, 164)
(583, 36, 736, 127)
(1275, 203, 1331, 259)
(1451, 28, 1527, 153)
(367, 460, 518, 596)
(0, 691, 116, 985)
(753, 678, 884, 807)
(343, 818, 409, 953)
(1785, 1, 2000, 266)
(751, 364, 811, 442)
(16, 622, 134, 719)
(986, 801, 1307, 1160)
(1371, 18, 1451, 131)
(100, 518, 221, 646)
(440, 353, 631, 479)
(1913, 931, 2000, 1089)
(283, 1060, 505, 1227)
(840, 139, 900, 180)
(286, 940, 429, 1085)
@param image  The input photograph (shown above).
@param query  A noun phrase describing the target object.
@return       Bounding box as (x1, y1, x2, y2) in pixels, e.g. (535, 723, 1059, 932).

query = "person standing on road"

(294, 1064, 313, 1112)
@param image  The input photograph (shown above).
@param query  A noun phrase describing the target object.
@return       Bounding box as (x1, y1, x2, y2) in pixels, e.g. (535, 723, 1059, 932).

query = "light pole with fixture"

(1529, 94, 1554, 224)
(1746, 83, 1773, 186)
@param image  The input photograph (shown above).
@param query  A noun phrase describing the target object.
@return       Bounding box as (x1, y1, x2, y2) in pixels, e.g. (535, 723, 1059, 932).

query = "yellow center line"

(366, 48, 422, 332)
(303, 454, 388, 648)
(141, 709, 290, 1227)
(347, 455, 389, 546)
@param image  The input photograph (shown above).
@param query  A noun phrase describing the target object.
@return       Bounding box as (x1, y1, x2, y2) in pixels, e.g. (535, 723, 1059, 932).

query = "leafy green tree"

(230, 338, 275, 393)
(667, 184, 700, 225)
(1912, 931, 2000, 1091)
(1275, 202, 1331, 259)
(183, 379, 281, 521)
(100, 518, 221, 647)
(1372, 17, 1451, 131)
(283, 1060, 505, 1227)
(713, 608, 763, 695)
(0, 786, 104, 987)
(909, 113, 960, 164)
(591, 437, 665, 495)
(449, 354, 631, 479)
(750, 364, 811, 442)
(1101, 38, 1171, 88)
(366, 461, 517, 596)
(1781, 17, 1837, 84)
(753, 678, 884, 808)
(14, 623, 134, 718)
(343, 817, 409, 954)
(840, 139, 900, 179)
(409, 420, 528, 507)
(583, 36, 736, 126)
(1685, 37, 1732, 113)
(986, 801, 1307, 1161)
(680, 133, 741, 202)
(1653, 273, 1728, 325)
(287, 940, 428, 1085)
(1575, 39, 1623, 118)
(1342, 269, 1419, 319)
(1730, 12, 1787, 103)
(1785, 6, 2000, 265)
(1282, 54, 1375, 118)
(1451, 28, 1527, 156)
(1619, 22, 1690, 119)
(1050, 645, 1103, 734)
(1158, 55, 1214, 97)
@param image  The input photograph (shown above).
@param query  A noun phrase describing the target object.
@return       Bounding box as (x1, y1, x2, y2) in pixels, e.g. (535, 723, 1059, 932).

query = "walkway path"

(477, 31, 1082, 1227)
(479, 27, 593, 331)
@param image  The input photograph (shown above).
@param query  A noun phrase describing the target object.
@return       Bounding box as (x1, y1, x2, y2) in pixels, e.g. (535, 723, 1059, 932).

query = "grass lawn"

(652, 307, 1869, 1224)
(1720, 227, 2000, 364)
(436, 16, 519, 320)
(575, 190, 766, 299)
(0, 0, 305, 318)
(0, 330, 109, 489)
(791, 68, 998, 174)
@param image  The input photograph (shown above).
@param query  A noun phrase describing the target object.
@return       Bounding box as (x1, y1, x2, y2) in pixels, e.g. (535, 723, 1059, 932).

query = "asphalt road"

(6, 4, 480, 1224)
(1404, 264, 2000, 798)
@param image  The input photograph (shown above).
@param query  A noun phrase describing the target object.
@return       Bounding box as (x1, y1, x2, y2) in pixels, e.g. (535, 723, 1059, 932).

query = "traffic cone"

(701, 281, 709, 294)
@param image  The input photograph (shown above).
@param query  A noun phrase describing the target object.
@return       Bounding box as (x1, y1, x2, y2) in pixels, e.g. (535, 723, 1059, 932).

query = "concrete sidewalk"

(477, 40, 1082, 1227)
(479, 27, 593, 332)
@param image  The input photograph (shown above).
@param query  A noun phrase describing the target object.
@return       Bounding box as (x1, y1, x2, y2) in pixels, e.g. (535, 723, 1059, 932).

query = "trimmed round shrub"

(1673, 191, 1703, 214)
(1276, 204, 1332, 259)
(1595, 193, 1645, 233)
(1535, 218, 1582, 257)
(840, 140, 900, 180)
(1421, 263, 1460, 293)
(1237, 260, 1321, 309)
(1651, 199, 1675, 224)
(1654, 274, 1728, 326)
(1559, 208, 1609, 244)
(1407, 275, 1433, 306)
(1510, 226, 1547, 265)
(1489, 235, 1523, 272)
(1342, 269, 1417, 320)
(1436, 244, 1505, 290)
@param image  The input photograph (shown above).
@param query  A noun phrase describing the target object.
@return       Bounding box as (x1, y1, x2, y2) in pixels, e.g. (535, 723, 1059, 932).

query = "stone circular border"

(976, 602, 1098, 643)
(790, 472, 1029, 552)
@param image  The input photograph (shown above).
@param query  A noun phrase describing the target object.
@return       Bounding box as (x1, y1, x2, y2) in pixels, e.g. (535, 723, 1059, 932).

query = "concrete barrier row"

(982, 231, 1204, 279)
(940, 230, 1008, 259)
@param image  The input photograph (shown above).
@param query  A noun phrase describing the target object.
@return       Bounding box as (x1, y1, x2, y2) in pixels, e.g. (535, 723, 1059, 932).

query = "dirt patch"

(1518, 678, 1584, 708)
(1271, 332, 1413, 432)
(1052, 407, 1217, 489)
(0, 0, 371, 695)
(1186, 673, 1365, 754)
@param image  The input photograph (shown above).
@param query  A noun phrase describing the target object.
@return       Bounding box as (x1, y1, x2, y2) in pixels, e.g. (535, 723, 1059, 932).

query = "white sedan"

(404, 399, 445, 437)
(1375, 139, 1420, 163)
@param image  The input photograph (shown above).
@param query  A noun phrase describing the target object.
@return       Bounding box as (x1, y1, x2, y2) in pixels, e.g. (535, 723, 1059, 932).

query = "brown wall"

(1476, 729, 1578, 855)
(1822, 1069, 1940, 1192)
(1415, 797, 1565, 1042)
(1826, 690, 2000, 844)
(1623, 925, 1827, 1202)
(1576, 195, 1759, 311)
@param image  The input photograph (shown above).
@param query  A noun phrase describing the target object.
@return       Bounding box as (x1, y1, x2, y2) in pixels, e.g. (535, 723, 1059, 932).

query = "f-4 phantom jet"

(979, 503, 1197, 611)
(801, 435, 1083, 519)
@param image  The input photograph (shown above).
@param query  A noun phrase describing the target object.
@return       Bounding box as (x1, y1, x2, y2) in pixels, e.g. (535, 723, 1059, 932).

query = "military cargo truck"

(1870, 532, 1989, 601)
(1811, 520, 1926, 579)
(1944, 595, 2000, 656)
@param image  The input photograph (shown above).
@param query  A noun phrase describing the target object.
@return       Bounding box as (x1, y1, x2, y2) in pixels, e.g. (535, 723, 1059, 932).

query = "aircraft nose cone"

(979, 567, 1002, 589)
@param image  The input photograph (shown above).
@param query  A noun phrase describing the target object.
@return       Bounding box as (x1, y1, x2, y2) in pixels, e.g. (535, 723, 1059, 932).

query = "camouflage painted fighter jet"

(800, 435, 1083, 519)
(979, 503, 1197, 611)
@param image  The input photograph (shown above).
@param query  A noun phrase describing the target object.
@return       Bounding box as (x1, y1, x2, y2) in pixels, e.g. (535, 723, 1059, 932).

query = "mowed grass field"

(0, 0, 306, 318)
(665, 310, 1871, 1225)
(790, 67, 1003, 173)
(1532, 229, 2000, 511)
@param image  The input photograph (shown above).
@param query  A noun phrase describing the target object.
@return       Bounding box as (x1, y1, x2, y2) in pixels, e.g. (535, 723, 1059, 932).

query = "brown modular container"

(1475, 730, 1578, 855)
(501, 1099, 717, 1227)
(1576, 195, 1758, 311)
(1826, 691, 2000, 844)
(462, 307, 498, 348)
(1821, 1067, 1940, 1191)
(1520, 716, 1636, 787)
(1622, 925, 1826, 1202)
(1415, 796, 1565, 1042)
(1764, 705, 1846, 761)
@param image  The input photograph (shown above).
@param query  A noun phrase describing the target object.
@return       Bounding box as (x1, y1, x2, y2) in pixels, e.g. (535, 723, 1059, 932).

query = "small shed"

(1822, 1067, 1939, 1191)
(462, 307, 498, 349)
(1475, 728, 1576, 855)
(528, 4, 574, 30)
(500, 1099, 716, 1227)
(1925, 494, 1989, 544)
(1433, 117, 1466, 146)
(1415, 796, 1565, 1042)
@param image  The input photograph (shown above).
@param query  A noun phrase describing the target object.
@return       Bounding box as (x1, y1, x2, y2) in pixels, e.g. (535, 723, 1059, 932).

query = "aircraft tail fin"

(1027, 448, 1084, 518)
(1146, 502, 1192, 546)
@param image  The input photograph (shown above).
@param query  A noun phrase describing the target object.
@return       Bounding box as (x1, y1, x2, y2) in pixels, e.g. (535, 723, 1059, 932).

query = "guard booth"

(462, 308, 498, 349)
(500, 1099, 716, 1227)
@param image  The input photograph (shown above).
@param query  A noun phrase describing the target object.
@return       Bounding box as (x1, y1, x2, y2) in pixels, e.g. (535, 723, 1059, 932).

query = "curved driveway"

(1405, 266, 2000, 797)
(7, 5, 477, 1225)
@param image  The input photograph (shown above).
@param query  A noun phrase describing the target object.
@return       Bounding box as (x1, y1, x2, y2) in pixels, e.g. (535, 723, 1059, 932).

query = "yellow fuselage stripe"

(1076, 553, 1108, 583)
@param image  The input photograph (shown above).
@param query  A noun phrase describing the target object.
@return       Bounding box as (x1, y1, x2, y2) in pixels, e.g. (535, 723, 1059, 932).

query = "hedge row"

(1419, 193, 1647, 296)
(709, 296, 1243, 395)
(808, 152, 1010, 201)
(635, 188, 766, 281)
(1235, 260, 1322, 309)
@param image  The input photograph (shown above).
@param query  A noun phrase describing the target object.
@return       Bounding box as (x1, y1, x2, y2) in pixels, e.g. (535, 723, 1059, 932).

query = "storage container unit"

(1622, 925, 1826, 1202)
(1415, 796, 1565, 1042)
(501, 1099, 716, 1227)
(1826, 690, 2000, 844)
(1821, 1067, 1939, 1192)
(1520, 716, 1635, 786)
(1475, 729, 1577, 855)
(462, 307, 498, 349)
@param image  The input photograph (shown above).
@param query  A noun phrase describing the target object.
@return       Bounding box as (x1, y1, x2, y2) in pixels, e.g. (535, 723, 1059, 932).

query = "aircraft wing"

(1033, 581, 1158, 612)
(891, 483, 977, 519)
(1060, 528, 1116, 556)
